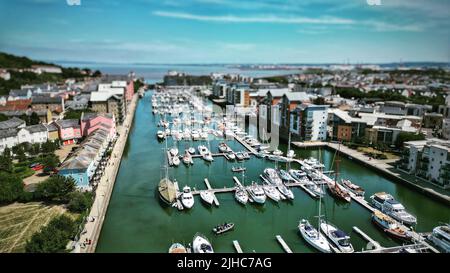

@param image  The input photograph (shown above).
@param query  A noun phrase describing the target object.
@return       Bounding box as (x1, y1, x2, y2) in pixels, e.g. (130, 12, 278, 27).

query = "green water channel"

(96, 92, 450, 253)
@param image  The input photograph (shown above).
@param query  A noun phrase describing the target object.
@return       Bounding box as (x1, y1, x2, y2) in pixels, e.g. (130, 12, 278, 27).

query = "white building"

(0, 69, 10, 80)
(291, 104, 328, 141)
(31, 65, 62, 74)
(0, 124, 48, 153)
(400, 139, 450, 189)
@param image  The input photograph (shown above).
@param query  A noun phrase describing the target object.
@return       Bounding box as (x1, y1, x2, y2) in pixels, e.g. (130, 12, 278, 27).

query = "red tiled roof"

(0, 99, 32, 111)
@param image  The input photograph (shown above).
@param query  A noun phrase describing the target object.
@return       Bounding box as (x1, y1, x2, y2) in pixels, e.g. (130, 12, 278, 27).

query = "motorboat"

(170, 147, 179, 157)
(198, 145, 209, 156)
(168, 243, 187, 253)
(234, 187, 248, 205)
(182, 151, 193, 165)
(218, 142, 228, 153)
(304, 157, 325, 169)
(212, 222, 235, 235)
(289, 169, 307, 181)
(305, 178, 325, 197)
(371, 210, 412, 242)
(203, 151, 214, 162)
(428, 225, 450, 253)
(370, 192, 417, 226)
(263, 168, 283, 185)
(235, 152, 245, 161)
(272, 149, 283, 156)
(200, 131, 208, 140)
(188, 147, 196, 154)
(200, 191, 214, 206)
(341, 179, 365, 197)
(157, 130, 165, 140)
(246, 182, 266, 204)
(286, 150, 296, 158)
(277, 183, 294, 200)
(227, 152, 236, 160)
(192, 130, 201, 140)
(262, 182, 281, 202)
(277, 169, 294, 182)
(320, 221, 354, 253)
(192, 233, 214, 253)
(172, 155, 180, 166)
(327, 180, 351, 203)
(181, 186, 194, 209)
(231, 166, 246, 172)
(298, 219, 331, 253)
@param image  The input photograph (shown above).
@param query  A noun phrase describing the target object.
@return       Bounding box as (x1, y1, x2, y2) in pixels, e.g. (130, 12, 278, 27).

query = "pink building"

(126, 80, 134, 102)
(80, 112, 116, 138)
(54, 119, 82, 145)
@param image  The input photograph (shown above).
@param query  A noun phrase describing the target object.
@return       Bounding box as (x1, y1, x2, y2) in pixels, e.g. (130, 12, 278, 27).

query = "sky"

(0, 0, 449, 64)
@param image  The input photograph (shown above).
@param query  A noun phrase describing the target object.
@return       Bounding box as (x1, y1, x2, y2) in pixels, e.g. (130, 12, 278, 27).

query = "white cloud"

(153, 10, 427, 32)
(153, 11, 355, 25)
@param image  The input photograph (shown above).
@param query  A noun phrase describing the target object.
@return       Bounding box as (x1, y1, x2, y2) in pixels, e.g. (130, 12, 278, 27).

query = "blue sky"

(0, 0, 449, 64)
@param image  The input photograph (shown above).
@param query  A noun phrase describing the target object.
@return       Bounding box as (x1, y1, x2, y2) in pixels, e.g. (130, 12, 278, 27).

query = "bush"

(0, 172, 24, 204)
(67, 191, 93, 213)
(25, 214, 78, 253)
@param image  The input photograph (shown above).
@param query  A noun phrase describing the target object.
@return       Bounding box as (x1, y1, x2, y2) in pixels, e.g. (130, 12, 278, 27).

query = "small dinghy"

(232, 166, 246, 172)
(212, 222, 235, 235)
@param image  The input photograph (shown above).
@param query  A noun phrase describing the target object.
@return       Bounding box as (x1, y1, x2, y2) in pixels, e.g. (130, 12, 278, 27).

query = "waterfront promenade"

(292, 141, 450, 205)
(75, 94, 138, 253)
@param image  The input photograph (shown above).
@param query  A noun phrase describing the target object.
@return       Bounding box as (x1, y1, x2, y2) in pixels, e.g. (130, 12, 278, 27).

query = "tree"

(0, 148, 13, 173)
(34, 176, 76, 203)
(313, 97, 326, 105)
(0, 113, 8, 122)
(67, 191, 93, 213)
(41, 154, 60, 169)
(395, 132, 426, 148)
(0, 172, 24, 204)
(93, 70, 102, 77)
(25, 214, 77, 253)
(15, 145, 27, 162)
(41, 140, 58, 154)
(30, 112, 40, 125)
(30, 143, 41, 156)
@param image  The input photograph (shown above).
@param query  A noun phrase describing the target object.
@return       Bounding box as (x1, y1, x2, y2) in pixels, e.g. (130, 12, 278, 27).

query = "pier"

(352, 226, 382, 250)
(204, 179, 220, 206)
(275, 235, 293, 253)
(233, 240, 243, 253)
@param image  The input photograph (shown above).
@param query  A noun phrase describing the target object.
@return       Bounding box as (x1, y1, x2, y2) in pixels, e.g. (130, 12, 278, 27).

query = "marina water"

(96, 91, 450, 253)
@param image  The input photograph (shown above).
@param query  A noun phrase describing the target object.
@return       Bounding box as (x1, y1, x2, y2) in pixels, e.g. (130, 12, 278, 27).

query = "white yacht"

(272, 149, 283, 156)
(277, 183, 294, 200)
(262, 182, 281, 202)
(299, 219, 331, 253)
(263, 168, 283, 185)
(286, 150, 296, 158)
(192, 233, 214, 253)
(182, 151, 193, 165)
(169, 147, 178, 157)
(234, 186, 248, 205)
(200, 191, 214, 206)
(289, 169, 307, 181)
(157, 130, 165, 140)
(188, 147, 196, 154)
(370, 192, 417, 226)
(320, 221, 354, 253)
(172, 155, 180, 166)
(428, 225, 450, 253)
(181, 186, 194, 209)
(246, 182, 266, 204)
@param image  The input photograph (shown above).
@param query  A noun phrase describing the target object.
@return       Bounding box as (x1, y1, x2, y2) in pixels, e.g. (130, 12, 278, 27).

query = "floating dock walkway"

(204, 178, 220, 206)
(233, 240, 243, 253)
(275, 235, 293, 253)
